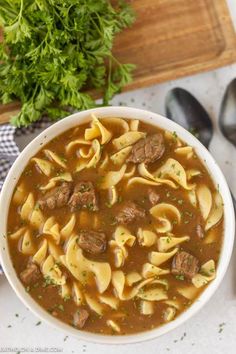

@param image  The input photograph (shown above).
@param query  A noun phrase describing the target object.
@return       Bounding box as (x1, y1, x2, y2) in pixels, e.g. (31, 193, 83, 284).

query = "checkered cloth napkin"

(0, 119, 51, 274)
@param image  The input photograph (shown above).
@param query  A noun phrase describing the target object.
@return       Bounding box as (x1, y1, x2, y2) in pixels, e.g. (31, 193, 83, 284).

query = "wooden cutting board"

(1, 0, 236, 124)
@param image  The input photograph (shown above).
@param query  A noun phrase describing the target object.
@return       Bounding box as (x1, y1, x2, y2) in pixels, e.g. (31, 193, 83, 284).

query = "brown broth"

(7, 118, 224, 335)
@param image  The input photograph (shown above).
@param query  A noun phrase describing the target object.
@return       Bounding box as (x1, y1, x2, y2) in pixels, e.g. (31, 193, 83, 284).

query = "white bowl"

(0, 107, 235, 344)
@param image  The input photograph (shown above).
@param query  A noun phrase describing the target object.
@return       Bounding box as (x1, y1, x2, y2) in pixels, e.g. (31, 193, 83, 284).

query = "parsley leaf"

(0, 0, 136, 127)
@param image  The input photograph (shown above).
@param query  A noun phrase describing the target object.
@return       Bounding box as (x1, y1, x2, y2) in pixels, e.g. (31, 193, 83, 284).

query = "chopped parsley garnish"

(58, 304, 65, 312)
(172, 131, 178, 139)
(63, 295, 71, 302)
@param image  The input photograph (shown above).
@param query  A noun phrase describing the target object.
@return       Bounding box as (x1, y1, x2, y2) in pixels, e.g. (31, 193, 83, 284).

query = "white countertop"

(1, 1, 236, 353)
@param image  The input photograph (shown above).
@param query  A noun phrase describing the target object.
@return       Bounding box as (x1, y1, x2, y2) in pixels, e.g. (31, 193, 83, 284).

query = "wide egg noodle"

(85, 294, 104, 316)
(40, 172, 72, 191)
(192, 260, 216, 288)
(86, 139, 102, 168)
(123, 165, 136, 179)
(137, 287, 168, 302)
(111, 244, 128, 268)
(111, 270, 154, 300)
(85, 114, 112, 144)
(65, 139, 91, 154)
(106, 320, 121, 333)
(205, 192, 223, 231)
(108, 186, 118, 206)
(137, 228, 157, 247)
(13, 183, 25, 204)
(157, 235, 190, 252)
(19, 193, 44, 230)
(127, 177, 161, 188)
(85, 121, 100, 140)
(125, 272, 142, 286)
(138, 163, 177, 189)
(99, 152, 109, 171)
(79, 146, 94, 159)
(110, 146, 132, 166)
(163, 299, 181, 310)
(32, 239, 48, 265)
(99, 164, 127, 189)
(114, 226, 136, 247)
(47, 240, 63, 262)
(149, 248, 178, 267)
(196, 184, 213, 220)
(19, 193, 45, 229)
(129, 119, 140, 131)
(164, 130, 183, 147)
(99, 295, 120, 310)
(72, 281, 84, 306)
(76, 158, 88, 172)
(140, 300, 154, 315)
(60, 283, 71, 300)
(44, 149, 67, 169)
(153, 158, 195, 190)
(31, 157, 54, 176)
(112, 131, 146, 150)
(174, 146, 193, 159)
(60, 214, 76, 240)
(186, 169, 202, 180)
(142, 263, 170, 278)
(30, 207, 45, 229)
(163, 307, 176, 322)
(204, 228, 218, 244)
(110, 226, 136, 268)
(101, 117, 130, 133)
(65, 236, 111, 293)
(20, 230, 35, 255)
(43, 216, 61, 244)
(9, 226, 27, 240)
(150, 278, 169, 290)
(187, 189, 198, 207)
(42, 255, 66, 285)
(76, 139, 101, 171)
(20, 193, 34, 220)
(150, 203, 181, 233)
(177, 285, 199, 299)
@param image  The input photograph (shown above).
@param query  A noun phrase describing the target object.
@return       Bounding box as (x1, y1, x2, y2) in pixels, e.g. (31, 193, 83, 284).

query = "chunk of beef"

(38, 182, 72, 210)
(171, 251, 200, 279)
(77, 230, 106, 254)
(196, 224, 205, 239)
(68, 181, 99, 212)
(20, 263, 41, 285)
(127, 133, 165, 164)
(74, 309, 89, 329)
(148, 188, 160, 205)
(116, 201, 146, 224)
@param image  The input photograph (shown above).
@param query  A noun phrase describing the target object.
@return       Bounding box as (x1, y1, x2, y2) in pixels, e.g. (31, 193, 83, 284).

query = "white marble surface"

(1, 1, 236, 353)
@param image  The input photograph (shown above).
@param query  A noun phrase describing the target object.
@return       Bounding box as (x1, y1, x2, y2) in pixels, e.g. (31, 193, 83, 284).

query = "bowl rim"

(0, 106, 235, 345)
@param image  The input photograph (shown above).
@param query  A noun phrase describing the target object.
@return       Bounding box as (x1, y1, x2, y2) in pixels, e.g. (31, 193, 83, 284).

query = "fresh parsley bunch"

(0, 0, 135, 127)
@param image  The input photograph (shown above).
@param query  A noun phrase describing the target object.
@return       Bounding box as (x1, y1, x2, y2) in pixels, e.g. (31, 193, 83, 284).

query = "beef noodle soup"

(7, 115, 224, 335)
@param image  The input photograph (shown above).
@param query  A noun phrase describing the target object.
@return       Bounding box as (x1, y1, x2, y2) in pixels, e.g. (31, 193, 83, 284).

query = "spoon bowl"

(219, 78, 236, 147)
(165, 88, 213, 148)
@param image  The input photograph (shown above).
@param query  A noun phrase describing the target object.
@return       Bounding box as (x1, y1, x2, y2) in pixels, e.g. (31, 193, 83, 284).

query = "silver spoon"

(165, 88, 213, 149)
(165, 87, 236, 207)
(219, 78, 236, 147)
